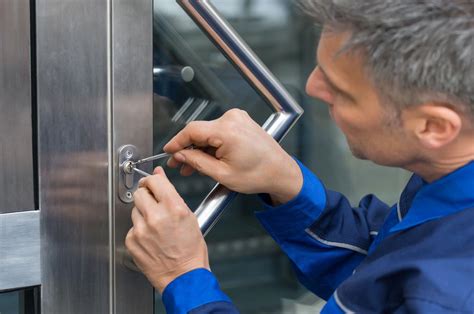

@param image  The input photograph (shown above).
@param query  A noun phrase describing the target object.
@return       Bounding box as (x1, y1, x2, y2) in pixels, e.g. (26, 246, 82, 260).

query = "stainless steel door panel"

(113, 0, 154, 313)
(1, 0, 154, 312)
(0, 0, 35, 213)
(37, 1, 110, 312)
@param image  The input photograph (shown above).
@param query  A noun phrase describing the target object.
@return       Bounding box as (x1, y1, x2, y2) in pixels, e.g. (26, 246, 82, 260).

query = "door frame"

(36, 0, 154, 313)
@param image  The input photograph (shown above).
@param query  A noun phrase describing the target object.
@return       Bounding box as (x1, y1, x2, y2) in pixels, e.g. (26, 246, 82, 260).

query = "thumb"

(176, 149, 226, 181)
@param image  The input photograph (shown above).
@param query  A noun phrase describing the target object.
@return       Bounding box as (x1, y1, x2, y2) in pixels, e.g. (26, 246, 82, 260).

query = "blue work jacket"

(162, 160, 474, 313)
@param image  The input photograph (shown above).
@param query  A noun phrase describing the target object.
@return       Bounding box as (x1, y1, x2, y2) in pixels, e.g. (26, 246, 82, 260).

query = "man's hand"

(164, 109, 303, 205)
(125, 167, 209, 293)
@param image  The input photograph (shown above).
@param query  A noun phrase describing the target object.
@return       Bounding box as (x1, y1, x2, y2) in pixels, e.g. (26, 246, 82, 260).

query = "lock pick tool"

(128, 152, 171, 177)
(129, 145, 195, 177)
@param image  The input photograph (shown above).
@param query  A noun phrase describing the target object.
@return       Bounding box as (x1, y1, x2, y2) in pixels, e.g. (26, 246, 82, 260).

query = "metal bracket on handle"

(176, 0, 304, 236)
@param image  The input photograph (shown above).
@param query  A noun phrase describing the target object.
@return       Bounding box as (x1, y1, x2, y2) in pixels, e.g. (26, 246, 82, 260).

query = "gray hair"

(300, 0, 474, 117)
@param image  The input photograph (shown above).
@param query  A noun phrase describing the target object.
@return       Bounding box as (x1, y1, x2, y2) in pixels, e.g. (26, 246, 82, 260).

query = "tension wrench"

(132, 167, 151, 177)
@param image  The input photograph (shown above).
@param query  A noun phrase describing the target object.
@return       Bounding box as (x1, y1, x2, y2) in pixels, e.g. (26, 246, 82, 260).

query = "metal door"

(1, 0, 154, 312)
(0, 0, 301, 313)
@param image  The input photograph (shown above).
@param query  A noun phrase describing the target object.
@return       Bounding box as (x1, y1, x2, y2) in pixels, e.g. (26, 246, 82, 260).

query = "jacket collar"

(391, 161, 474, 233)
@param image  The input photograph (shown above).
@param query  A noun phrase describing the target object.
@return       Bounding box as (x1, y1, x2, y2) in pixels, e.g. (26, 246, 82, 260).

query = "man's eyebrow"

(318, 63, 354, 101)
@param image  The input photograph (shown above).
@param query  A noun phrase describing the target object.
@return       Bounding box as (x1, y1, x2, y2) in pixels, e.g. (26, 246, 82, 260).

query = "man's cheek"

(339, 109, 368, 135)
(331, 110, 352, 135)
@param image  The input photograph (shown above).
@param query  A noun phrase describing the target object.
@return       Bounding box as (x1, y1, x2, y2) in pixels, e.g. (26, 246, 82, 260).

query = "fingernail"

(174, 152, 185, 163)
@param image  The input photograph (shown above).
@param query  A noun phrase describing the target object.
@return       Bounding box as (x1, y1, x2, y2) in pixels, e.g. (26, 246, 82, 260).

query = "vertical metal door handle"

(176, 0, 304, 235)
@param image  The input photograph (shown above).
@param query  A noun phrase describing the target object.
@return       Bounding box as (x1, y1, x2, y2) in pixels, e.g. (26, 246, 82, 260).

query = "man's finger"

(140, 168, 180, 205)
(177, 149, 226, 181)
(125, 227, 135, 250)
(163, 120, 222, 153)
(166, 156, 182, 169)
(180, 163, 195, 176)
(133, 187, 159, 219)
(131, 207, 145, 228)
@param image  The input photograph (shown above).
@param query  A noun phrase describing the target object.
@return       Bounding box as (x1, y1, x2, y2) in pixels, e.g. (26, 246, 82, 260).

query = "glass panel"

(0, 287, 40, 314)
(153, 1, 410, 313)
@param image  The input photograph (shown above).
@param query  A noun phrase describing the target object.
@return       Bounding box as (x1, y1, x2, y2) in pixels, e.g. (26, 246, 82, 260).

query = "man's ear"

(402, 104, 462, 150)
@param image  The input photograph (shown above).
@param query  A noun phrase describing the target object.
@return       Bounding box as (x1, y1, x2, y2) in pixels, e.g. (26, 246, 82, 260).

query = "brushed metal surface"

(112, 0, 154, 313)
(0, 0, 35, 213)
(0, 211, 40, 291)
(176, 0, 304, 235)
(37, 1, 111, 313)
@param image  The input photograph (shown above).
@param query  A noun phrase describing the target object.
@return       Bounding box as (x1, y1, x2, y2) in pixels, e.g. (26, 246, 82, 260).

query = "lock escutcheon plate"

(117, 144, 139, 203)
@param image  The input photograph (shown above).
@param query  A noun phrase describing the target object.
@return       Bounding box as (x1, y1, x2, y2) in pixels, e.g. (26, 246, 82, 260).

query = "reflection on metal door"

(1, 0, 301, 313)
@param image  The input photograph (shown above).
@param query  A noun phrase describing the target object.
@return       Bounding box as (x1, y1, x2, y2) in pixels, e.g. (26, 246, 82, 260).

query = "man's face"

(306, 30, 416, 167)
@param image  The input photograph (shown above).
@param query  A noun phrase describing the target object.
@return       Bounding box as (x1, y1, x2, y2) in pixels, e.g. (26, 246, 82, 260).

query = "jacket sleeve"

(256, 159, 392, 300)
(162, 268, 239, 314)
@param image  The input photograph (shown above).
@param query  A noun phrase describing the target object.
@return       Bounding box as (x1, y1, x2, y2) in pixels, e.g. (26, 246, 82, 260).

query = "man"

(125, 0, 474, 313)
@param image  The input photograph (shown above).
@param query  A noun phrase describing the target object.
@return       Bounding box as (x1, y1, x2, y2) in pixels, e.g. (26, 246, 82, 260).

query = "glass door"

(151, 1, 305, 312)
